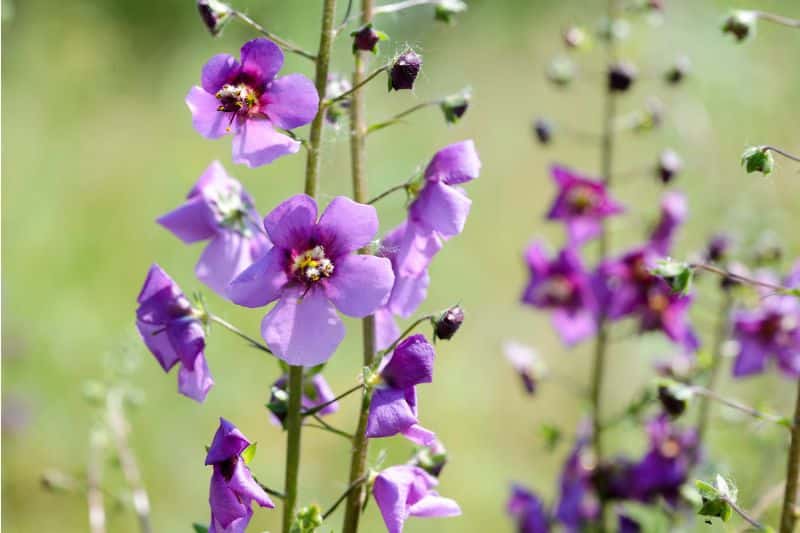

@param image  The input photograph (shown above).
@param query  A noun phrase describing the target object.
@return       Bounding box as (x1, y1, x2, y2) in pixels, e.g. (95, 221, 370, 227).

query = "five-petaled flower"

(205, 418, 274, 532)
(732, 294, 800, 378)
(136, 264, 213, 402)
(373, 465, 461, 533)
(158, 161, 271, 297)
(227, 194, 394, 366)
(521, 242, 598, 347)
(186, 38, 319, 167)
(546, 165, 624, 246)
(366, 334, 437, 445)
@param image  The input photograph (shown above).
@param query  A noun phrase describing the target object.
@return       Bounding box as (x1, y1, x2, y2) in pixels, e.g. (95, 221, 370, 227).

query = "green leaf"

(741, 146, 774, 175)
(241, 442, 257, 465)
(651, 258, 693, 295)
(192, 524, 209, 533)
(695, 479, 718, 499)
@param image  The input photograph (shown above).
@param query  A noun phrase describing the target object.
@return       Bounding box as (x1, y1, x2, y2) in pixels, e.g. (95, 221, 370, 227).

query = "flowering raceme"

(158, 161, 271, 296)
(372, 465, 461, 533)
(227, 194, 394, 366)
(205, 418, 274, 532)
(136, 264, 213, 402)
(186, 38, 318, 167)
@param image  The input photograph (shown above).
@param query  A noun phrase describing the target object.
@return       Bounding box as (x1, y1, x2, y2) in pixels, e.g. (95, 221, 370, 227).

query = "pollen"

(292, 246, 335, 283)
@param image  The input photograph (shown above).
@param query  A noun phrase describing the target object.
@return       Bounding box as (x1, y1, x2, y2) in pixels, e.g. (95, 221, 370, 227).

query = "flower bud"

(705, 234, 732, 263)
(658, 384, 688, 418)
(292, 504, 323, 531)
(324, 74, 352, 128)
(631, 98, 664, 132)
(434, 0, 467, 24)
(434, 305, 464, 341)
(665, 55, 691, 85)
(440, 89, 470, 124)
(532, 118, 554, 145)
(389, 49, 422, 91)
(741, 146, 774, 176)
(410, 440, 448, 477)
(351, 23, 387, 54)
(723, 10, 757, 42)
(197, 0, 233, 37)
(563, 26, 588, 49)
(608, 61, 637, 92)
(546, 56, 575, 87)
(266, 385, 290, 427)
(657, 149, 682, 184)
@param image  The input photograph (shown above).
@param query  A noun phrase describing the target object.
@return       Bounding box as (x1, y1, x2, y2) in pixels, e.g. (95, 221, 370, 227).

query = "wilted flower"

(521, 243, 598, 347)
(656, 149, 682, 184)
(157, 161, 271, 296)
(741, 146, 774, 175)
(205, 418, 274, 532)
(186, 38, 318, 167)
(227, 194, 393, 366)
(649, 191, 688, 255)
(197, 0, 233, 36)
(366, 335, 437, 445)
(136, 264, 213, 402)
(533, 118, 554, 145)
(546, 165, 624, 246)
(373, 465, 461, 533)
(440, 89, 470, 124)
(434, 305, 464, 341)
(267, 373, 338, 427)
(608, 61, 637, 92)
(507, 484, 551, 533)
(503, 340, 547, 395)
(389, 49, 422, 91)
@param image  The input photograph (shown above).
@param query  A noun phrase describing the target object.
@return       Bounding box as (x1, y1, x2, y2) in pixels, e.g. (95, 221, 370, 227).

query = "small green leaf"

(241, 442, 257, 464)
(651, 258, 693, 295)
(741, 146, 774, 175)
(695, 479, 718, 499)
(192, 523, 210, 533)
(539, 423, 562, 452)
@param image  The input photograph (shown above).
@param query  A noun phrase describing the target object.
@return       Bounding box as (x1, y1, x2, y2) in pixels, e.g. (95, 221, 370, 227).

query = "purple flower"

(157, 161, 271, 296)
(555, 431, 600, 532)
(507, 484, 551, 533)
(521, 242, 598, 347)
(205, 418, 274, 532)
(186, 38, 319, 168)
(732, 296, 800, 378)
(648, 191, 687, 255)
(227, 194, 394, 366)
(396, 141, 481, 276)
(135, 264, 213, 402)
(372, 465, 460, 533)
(546, 165, 624, 246)
(267, 372, 339, 427)
(366, 335, 437, 445)
(503, 340, 545, 395)
(639, 285, 699, 351)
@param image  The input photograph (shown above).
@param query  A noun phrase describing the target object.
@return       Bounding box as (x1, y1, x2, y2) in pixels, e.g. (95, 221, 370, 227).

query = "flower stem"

(323, 475, 369, 520)
(366, 100, 441, 134)
(690, 385, 791, 430)
(305, 415, 354, 440)
(282, 2, 338, 530)
(726, 496, 768, 531)
(754, 11, 800, 29)
(779, 380, 800, 533)
(342, 2, 377, 531)
(695, 293, 733, 448)
(381, 314, 436, 356)
(373, 0, 436, 15)
(208, 314, 272, 354)
(231, 11, 317, 61)
(761, 145, 800, 164)
(690, 262, 796, 295)
(254, 478, 286, 500)
(366, 182, 408, 205)
(324, 65, 388, 107)
(302, 383, 363, 417)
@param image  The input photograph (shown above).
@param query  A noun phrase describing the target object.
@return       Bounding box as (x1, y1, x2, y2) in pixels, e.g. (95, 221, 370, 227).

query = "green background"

(3, 0, 800, 531)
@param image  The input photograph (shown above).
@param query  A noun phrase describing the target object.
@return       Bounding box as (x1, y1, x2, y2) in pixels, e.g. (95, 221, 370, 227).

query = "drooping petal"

(381, 334, 435, 389)
(366, 387, 418, 439)
(262, 194, 318, 250)
(136, 320, 180, 372)
(137, 264, 177, 303)
(262, 73, 319, 130)
(157, 196, 217, 244)
(190, 160, 237, 199)
(187, 86, 231, 139)
(395, 224, 445, 277)
(324, 254, 394, 317)
(401, 423, 437, 446)
(424, 140, 481, 185)
(388, 271, 430, 318)
(374, 308, 401, 351)
(239, 38, 284, 88)
(227, 247, 288, 308)
(552, 309, 596, 347)
(201, 54, 240, 94)
(196, 232, 259, 297)
(408, 493, 461, 518)
(373, 468, 413, 533)
(316, 196, 380, 257)
(410, 181, 472, 238)
(227, 460, 275, 509)
(231, 118, 300, 167)
(732, 336, 768, 377)
(206, 418, 250, 465)
(261, 287, 345, 366)
(178, 352, 214, 403)
(209, 469, 249, 528)
(167, 321, 206, 368)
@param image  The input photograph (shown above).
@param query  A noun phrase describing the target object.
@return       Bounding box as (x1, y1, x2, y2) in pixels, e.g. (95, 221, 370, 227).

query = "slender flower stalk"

(779, 382, 800, 533)
(323, 475, 369, 520)
(367, 100, 442, 134)
(87, 428, 106, 533)
(726, 496, 768, 531)
(690, 384, 791, 430)
(342, 1, 377, 531)
(208, 313, 272, 354)
(373, 0, 437, 15)
(690, 262, 797, 295)
(381, 314, 436, 356)
(302, 383, 363, 417)
(753, 11, 800, 29)
(366, 182, 409, 205)
(283, 2, 338, 531)
(231, 10, 317, 61)
(760, 145, 800, 163)
(325, 65, 389, 106)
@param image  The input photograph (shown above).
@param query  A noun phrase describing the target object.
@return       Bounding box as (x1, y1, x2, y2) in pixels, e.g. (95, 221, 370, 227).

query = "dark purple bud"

(533, 118, 554, 145)
(657, 149, 682, 184)
(608, 61, 637, 92)
(563, 26, 587, 49)
(351, 24, 386, 54)
(657, 384, 687, 418)
(197, 0, 233, 36)
(434, 305, 464, 341)
(705, 234, 732, 263)
(665, 55, 691, 85)
(723, 10, 757, 43)
(389, 49, 422, 91)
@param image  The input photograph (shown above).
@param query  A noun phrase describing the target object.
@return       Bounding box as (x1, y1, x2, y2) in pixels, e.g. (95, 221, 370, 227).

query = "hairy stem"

(231, 11, 317, 61)
(342, 1, 377, 531)
(695, 293, 733, 448)
(283, 1, 338, 530)
(779, 381, 800, 533)
(367, 100, 441, 134)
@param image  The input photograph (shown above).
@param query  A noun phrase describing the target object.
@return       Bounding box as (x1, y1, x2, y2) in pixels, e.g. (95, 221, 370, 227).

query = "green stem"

(690, 262, 793, 295)
(366, 100, 441, 134)
(323, 475, 369, 520)
(366, 182, 408, 205)
(695, 293, 733, 448)
(726, 496, 767, 531)
(691, 385, 791, 430)
(381, 314, 435, 356)
(208, 314, 272, 354)
(302, 383, 363, 417)
(282, 1, 338, 530)
(779, 381, 800, 533)
(231, 11, 317, 61)
(324, 65, 388, 107)
(754, 11, 800, 29)
(306, 415, 354, 440)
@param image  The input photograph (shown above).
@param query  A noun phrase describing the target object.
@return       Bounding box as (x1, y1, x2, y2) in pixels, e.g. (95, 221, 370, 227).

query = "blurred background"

(3, 0, 800, 531)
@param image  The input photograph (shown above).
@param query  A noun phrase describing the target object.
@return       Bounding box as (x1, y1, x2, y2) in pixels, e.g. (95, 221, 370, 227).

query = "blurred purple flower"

(136, 264, 213, 402)
(732, 296, 800, 378)
(205, 418, 274, 532)
(227, 194, 394, 366)
(521, 243, 598, 347)
(158, 161, 271, 297)
(186, 38, 318, 167)
(396, 140, 481, 277)
(546, 165, 624, 246)
(267, 372, 339, 427)
(366, 334, 437, 445)
(373, 465, 460, 533)
(555, 430, 600, 532)
(507, 484, 551, 533)
(648, 191, 687, 255)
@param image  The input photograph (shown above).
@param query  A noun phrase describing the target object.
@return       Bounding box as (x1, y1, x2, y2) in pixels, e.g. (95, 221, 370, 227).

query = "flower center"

(538, 275, 574, 305)
(566, 185, 599, 214)
(215, 83, 258, 115)
(647, 292, 669, 313)
(291, 246, 335, 284)
(659, 437, 682, 459)
(760, 313, 796, 343)
(211, 187, 251, 235)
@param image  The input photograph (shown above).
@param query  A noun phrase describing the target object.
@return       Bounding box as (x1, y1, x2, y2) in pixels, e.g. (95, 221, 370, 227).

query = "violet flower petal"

(262, 73, 319, 130)
(226, 247, 288, 307)
(262, 194, 317, 250)
(324, 254, 394, 317)
(186, 86, 231, 139)
(231, 118, 300, 167)
(316, 196, 380, 257)
(239, 38, 284, 88)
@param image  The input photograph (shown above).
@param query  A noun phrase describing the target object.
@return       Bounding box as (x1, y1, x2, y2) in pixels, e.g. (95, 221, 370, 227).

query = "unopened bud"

(546, 56, 575, 87)
(532, 118, 554, 145)
(389, 49, 422, 91)
(563, 26, 588, 49)
(723, 10, 757, 42)
(658, 384, 689, 418)
(434, 305, 464, 341)
(741, 146, 774, 176)
(657, 149, 682, 184)
(434, 0, 467, 24)
(608, 61, 637, 92)
(351, 24, 387, 54)
(705, 234, 732, 263)
(410, 440, 448, 477)
(440, 89, 470, 124)
(196, 0, 233, 37)
(266, 385, 289, 427)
